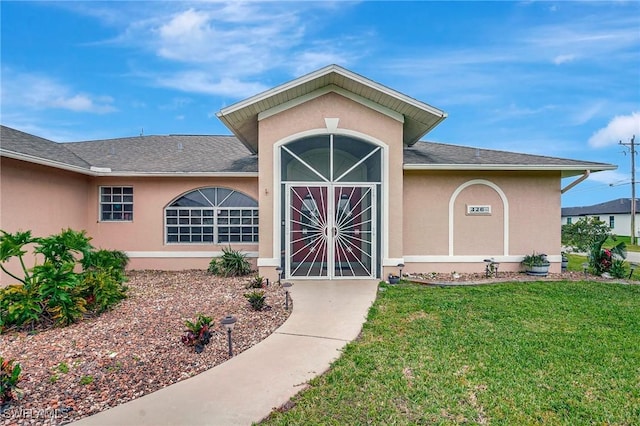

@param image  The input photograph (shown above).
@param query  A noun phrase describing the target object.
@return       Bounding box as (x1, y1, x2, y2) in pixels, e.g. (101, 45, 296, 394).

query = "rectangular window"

(100, 186, 133, 221)
(567, 217, 572, 224)
(610, 215, 615, 228)
(165, 208, 258, 243)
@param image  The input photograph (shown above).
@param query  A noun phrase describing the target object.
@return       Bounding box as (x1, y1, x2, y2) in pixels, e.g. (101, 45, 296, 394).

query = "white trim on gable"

(257, 84, 405, 124)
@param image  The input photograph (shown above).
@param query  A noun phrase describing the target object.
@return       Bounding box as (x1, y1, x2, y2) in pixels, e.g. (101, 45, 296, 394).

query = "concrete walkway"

(73, 279, 379, 426)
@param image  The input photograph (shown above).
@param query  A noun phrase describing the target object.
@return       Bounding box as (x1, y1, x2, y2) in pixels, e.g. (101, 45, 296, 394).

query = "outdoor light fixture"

(397, 263, 405, 280)
(220, 315, 237, 357)
(582, 262, 589, 278)
(275, 266, 282, 285)
(282, 282, 293, 310)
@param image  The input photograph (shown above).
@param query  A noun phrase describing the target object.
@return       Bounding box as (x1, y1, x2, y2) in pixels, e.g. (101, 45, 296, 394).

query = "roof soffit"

(216, 65, 447, 153)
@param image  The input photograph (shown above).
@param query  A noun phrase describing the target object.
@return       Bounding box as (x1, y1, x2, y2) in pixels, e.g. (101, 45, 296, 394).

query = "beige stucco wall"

(0, 157, 260, 284)
(255, 91, 404, 279)
(0, 158, 90, 284)
(86, 176, 259, 271)
(403, 170, 562, 273)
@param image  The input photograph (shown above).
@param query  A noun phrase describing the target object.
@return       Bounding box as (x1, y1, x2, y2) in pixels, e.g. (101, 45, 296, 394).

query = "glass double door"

(286, 184, 376, 279)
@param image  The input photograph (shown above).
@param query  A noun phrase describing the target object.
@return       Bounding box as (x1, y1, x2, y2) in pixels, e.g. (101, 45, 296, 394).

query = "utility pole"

(620, 135, 637, 245)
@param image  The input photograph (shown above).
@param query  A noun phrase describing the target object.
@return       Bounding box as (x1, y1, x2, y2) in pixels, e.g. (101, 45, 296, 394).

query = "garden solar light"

(275, 266, 283, 285)
(397, 263, 405, 279)
(221, 315, 237, 357)
(282, 282, 293, 310)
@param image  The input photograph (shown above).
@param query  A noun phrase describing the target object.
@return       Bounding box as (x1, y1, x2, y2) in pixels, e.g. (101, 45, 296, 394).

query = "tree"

(561, 217, 612, 253)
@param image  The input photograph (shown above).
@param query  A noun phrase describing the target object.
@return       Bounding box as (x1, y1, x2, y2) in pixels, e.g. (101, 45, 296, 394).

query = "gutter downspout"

(561, 170, 590, 194)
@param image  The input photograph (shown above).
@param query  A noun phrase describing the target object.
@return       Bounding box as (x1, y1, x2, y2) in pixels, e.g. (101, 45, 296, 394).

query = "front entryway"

(279, 134, 383, 280)
(286, 184, 376, 278)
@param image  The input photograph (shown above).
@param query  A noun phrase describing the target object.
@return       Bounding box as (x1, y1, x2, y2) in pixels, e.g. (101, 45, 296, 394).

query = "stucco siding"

(403, 170, 561, 273)
(0, 158, 90, 284)
(85, 177, 259, 271)
(257, 91, 404, 278)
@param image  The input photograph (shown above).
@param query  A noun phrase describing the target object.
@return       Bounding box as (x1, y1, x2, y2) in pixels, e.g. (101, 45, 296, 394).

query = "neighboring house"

(0, 65, 616, 283)
(562, 198, 640, 238)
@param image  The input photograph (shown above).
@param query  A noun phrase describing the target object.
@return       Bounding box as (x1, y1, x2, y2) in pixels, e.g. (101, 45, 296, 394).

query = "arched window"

(165, 187, 258, 244)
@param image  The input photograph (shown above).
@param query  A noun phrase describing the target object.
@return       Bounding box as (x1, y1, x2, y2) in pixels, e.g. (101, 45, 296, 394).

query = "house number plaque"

(466, 205, 491, 215)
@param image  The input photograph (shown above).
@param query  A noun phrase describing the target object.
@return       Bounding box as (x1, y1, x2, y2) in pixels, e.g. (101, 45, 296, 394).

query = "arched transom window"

(165, 187, 258, 244)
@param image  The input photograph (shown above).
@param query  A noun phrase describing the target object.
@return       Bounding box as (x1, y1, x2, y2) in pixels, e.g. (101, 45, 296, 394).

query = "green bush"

(244, 290, 266, 311)
(0, 229, 128, 331)
(562, 217, 611, 253)
(246, 274, 265, 289)
(209, 247, 251, 277)
(182, 314, 214, 353)
(588, 235, 627, 276)
(0, 356, 23, 404)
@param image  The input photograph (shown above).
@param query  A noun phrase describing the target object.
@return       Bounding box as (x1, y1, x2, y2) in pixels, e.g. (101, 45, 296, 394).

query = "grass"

(263, 281, 640, 425)
(566, 253, 640, 280)
(605, 235, 640, 253)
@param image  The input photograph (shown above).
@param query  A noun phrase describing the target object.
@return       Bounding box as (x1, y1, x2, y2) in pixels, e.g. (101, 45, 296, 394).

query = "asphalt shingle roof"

(562, 198, 639, 216)
(0, 125, 90, 169)
(404, 141, 610, 168)
(1, 125, 613, 175)
(65, 135, 257, 173)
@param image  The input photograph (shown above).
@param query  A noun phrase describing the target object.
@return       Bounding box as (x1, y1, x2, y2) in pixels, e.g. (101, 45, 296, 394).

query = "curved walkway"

(73, 279, 379, 426)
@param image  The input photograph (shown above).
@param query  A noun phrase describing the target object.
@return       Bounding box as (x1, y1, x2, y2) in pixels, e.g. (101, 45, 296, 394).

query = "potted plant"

(522, 252, 550, 276)
(388, 273, 400, 284)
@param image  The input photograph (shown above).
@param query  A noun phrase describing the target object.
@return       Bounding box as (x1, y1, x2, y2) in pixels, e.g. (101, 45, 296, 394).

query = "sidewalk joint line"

(275, 331, 350, 342)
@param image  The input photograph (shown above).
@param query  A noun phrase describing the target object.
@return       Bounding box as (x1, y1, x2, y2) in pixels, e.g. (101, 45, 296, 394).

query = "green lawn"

(262, 281, 640, 425)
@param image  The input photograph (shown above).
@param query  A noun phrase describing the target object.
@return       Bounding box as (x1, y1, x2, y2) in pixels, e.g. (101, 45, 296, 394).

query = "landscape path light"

(220, 315, 237, 357)
(397, 263, 405, 280)
(282, 282, 293, 310)
(275, 266, 283, 285)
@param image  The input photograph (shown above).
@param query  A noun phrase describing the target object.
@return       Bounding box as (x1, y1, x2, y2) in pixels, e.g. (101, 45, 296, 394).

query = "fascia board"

(257, 84, 405, 123)
(218, 65, 339, 116)
(219, 64, 446, 120)
(403, 163, 617, 173)
(93, 172, 259, 177)
(1, 150, 94, 175)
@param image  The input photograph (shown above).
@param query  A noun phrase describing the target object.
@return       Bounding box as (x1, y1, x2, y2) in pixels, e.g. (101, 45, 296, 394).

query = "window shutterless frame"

(99, 186, 133, 222)
(164, 187, 258, 244)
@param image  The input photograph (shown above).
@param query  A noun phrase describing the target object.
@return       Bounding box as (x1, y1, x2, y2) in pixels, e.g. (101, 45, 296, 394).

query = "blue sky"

(1, 1, 639, 207)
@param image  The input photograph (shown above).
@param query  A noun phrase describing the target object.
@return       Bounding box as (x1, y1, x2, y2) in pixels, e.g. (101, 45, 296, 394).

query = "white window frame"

(164, 188, 259, 245)
(99, 186, 133, 222)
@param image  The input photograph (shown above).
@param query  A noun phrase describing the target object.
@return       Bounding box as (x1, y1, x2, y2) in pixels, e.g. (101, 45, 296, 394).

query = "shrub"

(209, 247, 251, 277)
(182, 314, 214, 354)
(0, 229, 128, 331)
(0, 357, 23, 405)
(245, 290, 266, 311)
(562, 217, 611, 253)
(207, 258, 221, 275)
(610, 258, 628, 279)
(246, 274, 265, 289)
(589, 235, 627, 275)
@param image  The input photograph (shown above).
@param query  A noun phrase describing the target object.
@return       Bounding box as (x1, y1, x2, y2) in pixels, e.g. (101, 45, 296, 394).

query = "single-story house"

(0, 65, 616, 283)
(562, 198, 639, 238)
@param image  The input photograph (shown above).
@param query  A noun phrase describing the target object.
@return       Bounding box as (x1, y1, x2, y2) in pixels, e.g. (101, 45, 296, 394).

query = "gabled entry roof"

(217, 64, 447, 154)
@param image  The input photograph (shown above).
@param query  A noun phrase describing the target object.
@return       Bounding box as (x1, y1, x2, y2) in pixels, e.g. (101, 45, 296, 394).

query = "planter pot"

(526, 264, 550, 276)
(561, 258, 568, 271)
(388, 276, 400, 284)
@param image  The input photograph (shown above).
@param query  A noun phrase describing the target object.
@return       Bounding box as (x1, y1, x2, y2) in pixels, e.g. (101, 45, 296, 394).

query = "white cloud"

(1, 69, 116, 114)
(553, 54, 577, 64)
(587, 170, 628, 186)
(588, 112, 640, 147)
(155, 71, 268, 98)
